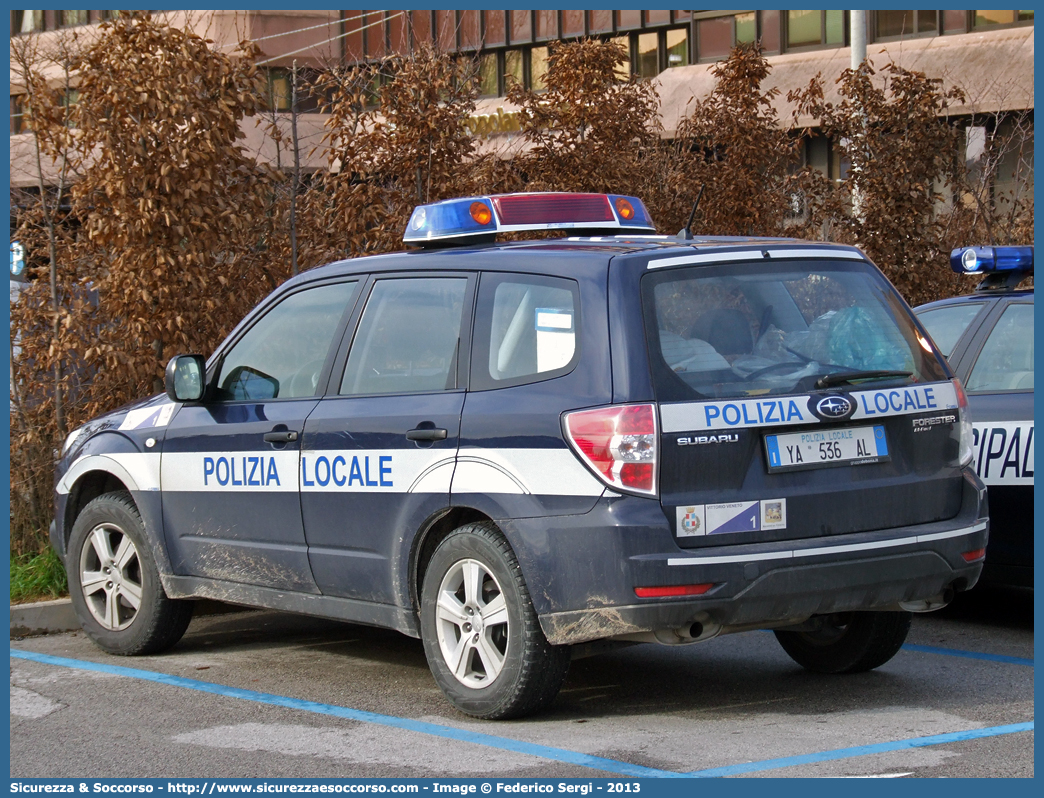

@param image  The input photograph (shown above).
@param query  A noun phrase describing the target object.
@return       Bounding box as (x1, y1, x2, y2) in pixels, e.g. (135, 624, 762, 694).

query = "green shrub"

(10, 548, 68, 603)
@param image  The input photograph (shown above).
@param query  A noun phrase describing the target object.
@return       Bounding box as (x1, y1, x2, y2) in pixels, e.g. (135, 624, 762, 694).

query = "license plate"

(765, 425, 889, 472)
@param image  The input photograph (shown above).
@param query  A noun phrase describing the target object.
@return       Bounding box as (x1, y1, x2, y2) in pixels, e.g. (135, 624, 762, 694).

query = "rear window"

(642, 259, 949, 401)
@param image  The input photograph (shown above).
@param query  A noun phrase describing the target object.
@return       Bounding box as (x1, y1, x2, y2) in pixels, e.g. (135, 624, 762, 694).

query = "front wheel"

(420, 522, 569, 719)
(67, 491, 193, 655)
(774, 611, 912, 674)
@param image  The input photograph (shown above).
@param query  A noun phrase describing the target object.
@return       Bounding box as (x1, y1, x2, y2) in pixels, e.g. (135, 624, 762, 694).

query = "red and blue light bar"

(950, 245, 1034, 274)
(403, 192, 655, 245)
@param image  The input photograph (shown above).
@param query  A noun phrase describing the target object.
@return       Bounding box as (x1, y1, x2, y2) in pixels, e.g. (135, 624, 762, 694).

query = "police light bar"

(950, 245, 1033, 275)
(403, 192, 655, 245)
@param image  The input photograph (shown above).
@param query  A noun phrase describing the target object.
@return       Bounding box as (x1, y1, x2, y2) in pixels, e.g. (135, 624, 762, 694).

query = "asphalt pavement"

(9, 584, 1033, 779)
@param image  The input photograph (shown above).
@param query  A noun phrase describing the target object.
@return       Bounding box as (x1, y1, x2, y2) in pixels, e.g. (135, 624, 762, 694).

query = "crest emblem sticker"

(677, 505, 706, 537)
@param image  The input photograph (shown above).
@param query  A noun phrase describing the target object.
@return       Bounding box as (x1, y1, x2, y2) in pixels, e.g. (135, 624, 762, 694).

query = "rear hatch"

(641, 250, 967, 548)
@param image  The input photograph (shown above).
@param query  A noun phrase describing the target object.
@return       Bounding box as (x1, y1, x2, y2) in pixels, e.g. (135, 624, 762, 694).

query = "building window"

(875, 11, 938, 38)
(265, 68, 292, 112)
(698, 16, 732, 60)
(11, 95, 28, 135)
(60, 88, 79, 127)
(59, 10, 88, 28)
(787, 10, 845, 48)
(637, 32, 658, 78)
(697, 13, 755, 61)
(666, 28, 689, 67)
(530, 46, 548, 91)
(478, 53, 497, 97)
(504, 49, 523, 89)
(973, 10, 1034, 28)
(12, 10, 44, 34)
(611, 36, 631, 79)
(484, 11, 506, 47)
(510, 11, 532, 43)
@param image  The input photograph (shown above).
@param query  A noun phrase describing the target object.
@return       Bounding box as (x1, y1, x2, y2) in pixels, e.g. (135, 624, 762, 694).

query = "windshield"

(642, 259, 949, 401)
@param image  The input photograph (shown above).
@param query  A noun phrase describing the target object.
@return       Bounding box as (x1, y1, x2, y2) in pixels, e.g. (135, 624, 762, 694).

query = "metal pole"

(850, 10, 866, 221)
(850, 9, 866, 69)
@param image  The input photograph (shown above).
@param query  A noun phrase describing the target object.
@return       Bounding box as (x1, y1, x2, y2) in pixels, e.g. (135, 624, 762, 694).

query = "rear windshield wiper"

(815, 370, 913, 389)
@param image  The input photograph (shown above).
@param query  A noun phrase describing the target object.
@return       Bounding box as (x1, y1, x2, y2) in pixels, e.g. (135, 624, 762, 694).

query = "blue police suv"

(53, 193, 988, 718)
(915, 246, 1033, 588)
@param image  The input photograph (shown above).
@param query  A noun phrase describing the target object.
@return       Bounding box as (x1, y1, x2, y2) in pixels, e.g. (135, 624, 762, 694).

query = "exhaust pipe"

(899, 586, 955, 613)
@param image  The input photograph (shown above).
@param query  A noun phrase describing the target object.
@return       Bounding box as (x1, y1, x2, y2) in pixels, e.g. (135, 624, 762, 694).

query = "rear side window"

(643, 260, 948, 401)
(471, 273, 580, 390)
(916, 303, 986, 357)
(966, 303, 1033, 392)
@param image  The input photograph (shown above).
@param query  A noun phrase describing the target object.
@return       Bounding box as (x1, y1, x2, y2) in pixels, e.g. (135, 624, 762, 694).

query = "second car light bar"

(950, 245, 1033, 274)
(403, 192, 656, 245)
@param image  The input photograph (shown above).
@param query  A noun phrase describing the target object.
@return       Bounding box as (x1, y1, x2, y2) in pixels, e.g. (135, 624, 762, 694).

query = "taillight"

(953, 378, 974, 467)
(563, 403, 658, 496)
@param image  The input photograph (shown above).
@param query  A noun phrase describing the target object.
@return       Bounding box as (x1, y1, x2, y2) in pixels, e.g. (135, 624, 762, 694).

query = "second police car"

(53, 193, 988, 719)
(915, 246, 1033, 588)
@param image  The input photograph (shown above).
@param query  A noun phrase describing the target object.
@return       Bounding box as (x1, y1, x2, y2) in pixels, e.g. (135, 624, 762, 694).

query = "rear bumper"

(505, 470, 988, 645)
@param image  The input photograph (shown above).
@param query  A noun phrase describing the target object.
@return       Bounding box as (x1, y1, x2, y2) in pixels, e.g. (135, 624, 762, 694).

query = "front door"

(161, 279, 360, 592)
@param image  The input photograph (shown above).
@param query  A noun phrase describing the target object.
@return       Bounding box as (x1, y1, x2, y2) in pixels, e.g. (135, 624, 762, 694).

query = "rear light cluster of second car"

(564, 404, 658, 496)
(953, 378, 975, 467)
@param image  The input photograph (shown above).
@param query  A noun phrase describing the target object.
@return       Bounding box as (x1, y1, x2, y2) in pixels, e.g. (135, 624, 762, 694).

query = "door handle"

(406, 427, 448, 442)
(263, 430, 299, 443)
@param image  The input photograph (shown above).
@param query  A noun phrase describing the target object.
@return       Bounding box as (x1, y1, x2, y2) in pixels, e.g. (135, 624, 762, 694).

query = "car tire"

(420, 521, 570, 719)
(774, 610, 912, 674)
(67, 491, 193, 655)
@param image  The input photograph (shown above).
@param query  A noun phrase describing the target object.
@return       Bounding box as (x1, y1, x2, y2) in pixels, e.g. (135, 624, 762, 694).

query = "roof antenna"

(678, 184, 705, 240)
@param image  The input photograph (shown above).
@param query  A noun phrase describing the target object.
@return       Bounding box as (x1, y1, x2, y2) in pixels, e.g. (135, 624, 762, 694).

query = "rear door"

(300, 274, 473, 603)
(957, 299, 1034, 576)
(638, 252, 964, 548)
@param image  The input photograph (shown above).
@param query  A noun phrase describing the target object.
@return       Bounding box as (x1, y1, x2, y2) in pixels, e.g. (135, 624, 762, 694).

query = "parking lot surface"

(10, 586, 1033, 779)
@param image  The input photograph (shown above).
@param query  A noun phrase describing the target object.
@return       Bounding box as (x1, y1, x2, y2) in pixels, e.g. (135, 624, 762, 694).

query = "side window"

(472, 273, 580, 390)
(340, 277, 468, 396)
(966, 303, 1034, 392)
(214, 281, 357, 401)
(916, 303, 986, 357)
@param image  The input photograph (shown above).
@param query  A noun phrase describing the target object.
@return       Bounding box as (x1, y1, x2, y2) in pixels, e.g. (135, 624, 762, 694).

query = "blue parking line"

(9, 649, 687, 779)
(901, 643, 1033, 667)
(686, 722, 1035, 777)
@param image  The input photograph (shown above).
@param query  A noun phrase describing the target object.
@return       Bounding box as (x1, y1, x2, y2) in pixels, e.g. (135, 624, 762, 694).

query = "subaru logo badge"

(816, 395, 853, 419)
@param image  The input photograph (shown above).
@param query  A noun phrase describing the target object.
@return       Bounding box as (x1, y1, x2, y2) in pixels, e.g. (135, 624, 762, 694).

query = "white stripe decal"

(972, 422, 1034, 486)
(156, 448, 601, 496)
(451, 448, 605, 496)
(161, 451, 299, 492)
(661, 381, 958, 433)
(57, 453, 162, 495)
(160, 450, 458, 494)
(666, 523, 986, 566)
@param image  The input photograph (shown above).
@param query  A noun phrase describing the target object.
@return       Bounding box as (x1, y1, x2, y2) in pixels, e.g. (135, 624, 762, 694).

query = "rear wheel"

(774, 611, 911, 674)
(67, 491, 193, 655)
(420, 522, 570, 719)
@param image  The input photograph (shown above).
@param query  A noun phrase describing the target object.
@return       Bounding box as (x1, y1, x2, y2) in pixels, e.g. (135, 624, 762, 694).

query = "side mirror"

(165, 355, 206, 403)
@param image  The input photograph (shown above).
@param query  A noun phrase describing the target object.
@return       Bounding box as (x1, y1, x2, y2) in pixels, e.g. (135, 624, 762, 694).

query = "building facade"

(9, 9, 1035, 192)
